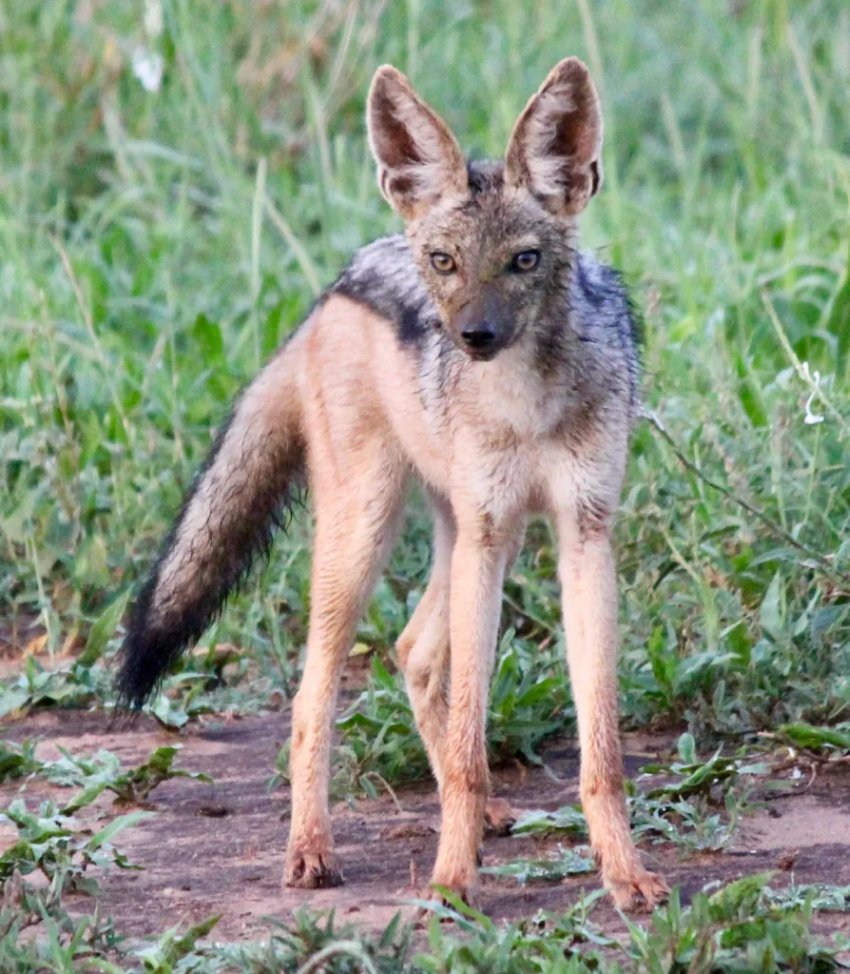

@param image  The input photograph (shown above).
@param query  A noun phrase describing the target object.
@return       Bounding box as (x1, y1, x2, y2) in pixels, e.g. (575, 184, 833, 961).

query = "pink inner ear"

(505, 61, 602, 215)
(368, 73, 469, 218)
(550, 92, 599, 168)
(370, 88, 426, 170)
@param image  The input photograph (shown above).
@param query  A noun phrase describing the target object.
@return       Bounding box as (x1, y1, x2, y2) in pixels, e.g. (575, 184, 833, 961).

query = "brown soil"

(3, 708, 850, 948)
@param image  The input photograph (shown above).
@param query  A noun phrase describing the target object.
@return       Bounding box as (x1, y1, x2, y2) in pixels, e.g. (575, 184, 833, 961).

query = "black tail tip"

(113, 654, 155, 712)
(113, 626, 171, 711)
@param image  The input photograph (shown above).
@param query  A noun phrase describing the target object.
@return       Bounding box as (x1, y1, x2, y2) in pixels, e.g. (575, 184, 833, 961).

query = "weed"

(0, 747, 176, 946)
(775, 722, 850, 755)
(512, 804, 588, 839)
(638, 733, 751, 801)
(0, 909, 124, 974)
(626, 875, 850, 973)
(486, 629, 572, 765)
(132, 914, 222, 974)
(211, 910, 415, 974)
(411, 891, 617, 973)
(765, 883, 850, 913)
(630, 792, 744, 855)
(50, 744, 213, 809)
(481, 846, 596, 884)
(332, 656, 430, 799)
(0, 656, 110, 719)
(0, 740, 212, 808)
(1, 877, 848, 972)
(0, 738, 41, 783)
(0, 795, 149, 938)
(512, 735, 768, 855)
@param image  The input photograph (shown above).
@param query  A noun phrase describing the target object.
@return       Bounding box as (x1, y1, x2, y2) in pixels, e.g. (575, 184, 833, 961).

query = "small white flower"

(800, 361, 824, 425)
(132, 47, 163, 93)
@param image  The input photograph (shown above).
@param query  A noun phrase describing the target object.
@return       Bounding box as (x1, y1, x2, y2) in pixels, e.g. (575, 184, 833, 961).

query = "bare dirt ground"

(3, 707, 850, 948)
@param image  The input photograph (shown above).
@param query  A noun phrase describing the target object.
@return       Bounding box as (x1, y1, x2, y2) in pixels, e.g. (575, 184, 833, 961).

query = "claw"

(284, 848, 344, 889)
(607, 867, 669, 912)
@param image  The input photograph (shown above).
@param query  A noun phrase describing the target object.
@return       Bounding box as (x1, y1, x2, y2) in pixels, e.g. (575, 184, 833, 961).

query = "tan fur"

(125, 59, 667, 912)
(278, 279, 666, 907)
(280, 60, 668, 910)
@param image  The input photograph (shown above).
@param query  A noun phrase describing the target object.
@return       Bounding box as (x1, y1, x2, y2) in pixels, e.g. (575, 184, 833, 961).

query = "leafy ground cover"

(2, 0, 850, 968)
(4, 711, 850, 972)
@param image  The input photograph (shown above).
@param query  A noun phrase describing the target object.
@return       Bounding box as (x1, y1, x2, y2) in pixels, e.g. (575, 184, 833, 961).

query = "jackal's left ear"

(505, 58, 603, 217)
(367, 65, 468, 220)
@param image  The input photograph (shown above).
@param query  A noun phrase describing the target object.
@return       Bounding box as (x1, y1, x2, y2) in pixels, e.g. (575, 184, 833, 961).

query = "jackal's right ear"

(367, 65, 467, 220)
(505, 58, 603, 217)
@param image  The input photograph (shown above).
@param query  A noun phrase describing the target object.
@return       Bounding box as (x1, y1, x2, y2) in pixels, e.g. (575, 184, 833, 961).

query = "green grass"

(2, 0, 850, 967)
(3, 877, 850, 972)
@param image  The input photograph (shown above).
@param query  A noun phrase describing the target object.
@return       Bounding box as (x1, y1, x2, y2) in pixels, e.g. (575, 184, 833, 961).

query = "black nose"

(460, 324, 497, 350)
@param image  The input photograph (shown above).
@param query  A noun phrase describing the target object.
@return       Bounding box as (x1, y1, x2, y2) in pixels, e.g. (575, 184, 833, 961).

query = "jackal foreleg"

(397, 503, 522, 836)
(428, 523, 507, 903)
(558, 519, 668, 910)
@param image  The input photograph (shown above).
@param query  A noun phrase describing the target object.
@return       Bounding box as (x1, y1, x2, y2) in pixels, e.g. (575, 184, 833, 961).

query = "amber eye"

(511, 249, 541, 272)
(430, 252, 457, 274)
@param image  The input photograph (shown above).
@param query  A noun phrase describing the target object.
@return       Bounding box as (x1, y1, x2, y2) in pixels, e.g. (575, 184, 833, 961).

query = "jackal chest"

(451, 423, 606, 517)
(379, 330, 625, 517)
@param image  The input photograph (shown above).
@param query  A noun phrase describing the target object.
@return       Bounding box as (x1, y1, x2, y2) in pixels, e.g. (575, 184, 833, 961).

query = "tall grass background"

(2, 0, 849, 742)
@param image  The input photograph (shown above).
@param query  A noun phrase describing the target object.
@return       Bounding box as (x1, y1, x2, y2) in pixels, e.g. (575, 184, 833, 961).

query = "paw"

(424, 868, 480, 913)
(484, 797, 517, 837)
(605, 866, 669, 912)
(284, 846, 344, 889)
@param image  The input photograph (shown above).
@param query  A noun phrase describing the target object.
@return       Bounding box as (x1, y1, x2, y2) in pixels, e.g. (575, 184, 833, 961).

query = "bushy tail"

(115, 342, 306, 708)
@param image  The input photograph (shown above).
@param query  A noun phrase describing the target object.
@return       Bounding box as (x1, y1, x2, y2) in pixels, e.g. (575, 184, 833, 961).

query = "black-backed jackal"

(116, 58, 668, 910)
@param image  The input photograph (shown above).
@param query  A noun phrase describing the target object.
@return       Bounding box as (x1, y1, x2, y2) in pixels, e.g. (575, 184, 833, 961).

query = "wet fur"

(116, 58, 668, 912)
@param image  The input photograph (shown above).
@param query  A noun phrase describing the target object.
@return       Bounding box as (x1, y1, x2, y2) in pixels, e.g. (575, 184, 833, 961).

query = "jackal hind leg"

(284, 452, 405, 890)
(395, 499, 452, 800)
(558, 523, 668, 911)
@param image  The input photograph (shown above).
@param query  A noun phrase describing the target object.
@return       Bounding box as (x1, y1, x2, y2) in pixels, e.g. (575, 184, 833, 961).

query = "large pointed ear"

(367, 65, 468, 220)
(504, 58, 603, 217)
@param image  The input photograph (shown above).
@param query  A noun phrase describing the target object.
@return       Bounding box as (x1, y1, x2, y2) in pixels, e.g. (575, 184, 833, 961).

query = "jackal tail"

(115, 340, 306, 708)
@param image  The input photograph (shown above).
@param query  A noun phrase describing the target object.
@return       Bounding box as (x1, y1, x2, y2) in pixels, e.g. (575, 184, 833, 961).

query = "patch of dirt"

(3, 709, 850, 947)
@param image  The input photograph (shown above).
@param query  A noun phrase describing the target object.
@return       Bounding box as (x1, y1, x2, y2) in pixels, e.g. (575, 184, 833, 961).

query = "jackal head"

(367, 58, 602, 362)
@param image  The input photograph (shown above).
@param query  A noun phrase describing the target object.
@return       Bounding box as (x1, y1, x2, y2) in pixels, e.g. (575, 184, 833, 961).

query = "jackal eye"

(430, 252, 456, 274)
(511, 249, 541, 273)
